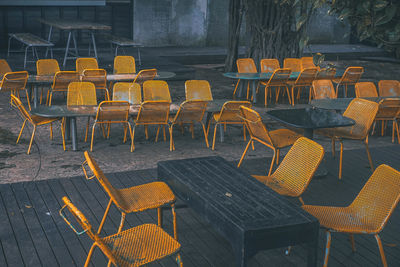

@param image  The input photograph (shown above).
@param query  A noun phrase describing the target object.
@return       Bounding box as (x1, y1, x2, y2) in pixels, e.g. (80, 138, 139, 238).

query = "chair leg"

(117, 212, 126, 233)
(291, 86, 295, 106)
(131, 125, 136, 152)
(331, 138, 336, 158)
(212, 123, 218, 150)
(163, 125, 167, 142)
(171, 204, 178, 241)
(97, 199, 112, 234)
(233, 79, 240, 99)
(48, 92, 53, 106)
(175, 253, 183, 267)
(201, 122, 209, 148)
(276, 149, 280, 165)
(170, 125, 174, 151)
(323, 231, 332, 267)
(268, 149, 276, 176)
(90, 123, 96, 152)
(349, 234, 356, 252)
(286, 86, 291, 105)
(190, 123, 194, 139)
(84, 244, 97, 267)
(60, 120, 65, 151)
(375, 234, 388, 267)
(392, 121, 395, 143)
(339, 140, 343, 179)
(25, 90, 31, 111)
(145, 125, 149, 140)
(49, 123, 53, 140)
(16, 119, 27, 144)
(27, 125, 36, 154)
(237, 139, 252, 168)
(243, 124, 246, 141)
(365, 137, 374, 172)
(127, 123, 134, 152)
(158, 207, 163, 228)
(155, 125, 160, 143)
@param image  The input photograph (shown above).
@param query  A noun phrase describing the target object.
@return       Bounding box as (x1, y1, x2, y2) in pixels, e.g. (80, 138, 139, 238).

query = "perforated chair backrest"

(294, 68, 318, 85)
(239, 106, 273, 144)
(267, 68, 291, 86)
(355, 82, 378, 97)
(95, 101, 130, 122)
(143, 80, 171, 102)
(67, 82, 97, 106)
(218, 101, 251, 122)
(36, 59, 60, 76)
(136, 101, 170, 124)
(76, 58, 98, 75)
(112, 82, 141, 104)
(316, 68, 336, 79)
(301, 57, 319, 70)
(377, 99, 400, 118)
(260, 59, 280, 73)
(339, 67, 364, 84)
(113, 55, 136, 74)
(283, 58, 301, 72)
(133, 69, 157, 86)
(272, 137, 324, 197)
(312, 80, 336, 99)
(0, 71, 28, 92)
(343, 98, 379, 139)
(82, 69, 107, 89)
(172, 100, 207, 123)
(0, 59, 12, 76)
(185, 80, 213, 101)
(52, 71, 80, 92)
(10, 94, 32, 123)
(350, 164, 400, 232)
(378, 80, 400, 97)
(237, 58, 257, 73)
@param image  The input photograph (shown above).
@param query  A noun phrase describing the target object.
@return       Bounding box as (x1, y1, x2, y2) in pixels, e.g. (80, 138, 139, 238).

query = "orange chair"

(316, 68, 336, 80)
(11, 94, 64, 154)
(76, 57, 98, 75)
(36, 59, 60, 104)
(208, 101, 251, 150)
(113, 55, 136, 74)
(48, 71, 80, 106)
(355, 82, 378, 97)
(378, 80, 400, 97)
(0, 59, 12, 76)
(316, 98, 379, 179)
(237, 106, 301, 175)
(143, 80, 171, 102)
(0, 71, 30, 109)
(185, 80, 213, 101)
(312, 80, 336, 100)
(261, 68, 292, 107)
(288, 67, 318, 105)
(233, 58, 258, 100)
(301, 57, 320, 71)
(133, 68, 157, 86)
(332, 66, 363, 97)
(260, 59, 280, 73)
(112, 82, 142, 104)
(169, 100, 209, 151)
(303, 164, 400, 267)
(283, 58, 301, 72)
(374, 99, 400, 142)
(59, 196, 182, 267)
(252, 137, 324, 204)
(81, 69, 109, 101)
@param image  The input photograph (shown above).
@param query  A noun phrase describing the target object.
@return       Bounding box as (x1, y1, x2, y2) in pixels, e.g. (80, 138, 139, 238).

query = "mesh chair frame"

(332, 66, 364, 97)
(289, 67, 318, 105)
(60, 196, 182, 267)
(237, 106, 301, 175)
(76, 57, 98, 75)
(316, 68, 336, 80)
(312, 80, 336, 100)
(132, 69, 157, 86)
(82, 68, 110, 101)
(283, 58, 301, 72)
(1, 71, 30, 109)
(37, 59, 60, 105)
(0, 59, 12, 76)
(48, 71, 80, 106)
(260, 59, 280, 73)
(300, 57, 320, 71)
(378, 80, 400, 97)
(355, 82, 378, 98)
(373, 99, 400, 142)
(302, 164, 400, 267)
(233, 58, 259, 100)
(261, 68, 292, 107)
(185, 80, 213, 101)
(112, 82, 142, 104)
(114, 55, 136, 74)
(143, 80, 171, 102)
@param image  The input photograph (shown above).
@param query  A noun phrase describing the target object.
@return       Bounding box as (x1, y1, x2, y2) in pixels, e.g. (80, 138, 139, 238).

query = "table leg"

(304, 128, 328, 178)
(70, 117, 78, 151)
(63, 31, 72, 67)
(72, 31, 79, 57)
(90, 32, 98, 61)
(237, 81, 244, 98)
(45, 25, 53, 58)
(219, 124, 224, 143)
(65, 117, 71, 140)
(205, 112, 212, 132)
(252, 80, 257, 104)
(33, 85, 38, 109)
(306, 227, 319, 267)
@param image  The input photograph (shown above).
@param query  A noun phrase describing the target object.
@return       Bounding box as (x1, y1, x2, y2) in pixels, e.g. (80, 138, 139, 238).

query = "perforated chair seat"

(213, 112, 242, 123)
(268, 129, 301, 148)
(117, 182, 176, 213)
(102, 223, 181, 267)
(30, 115, 59, 125)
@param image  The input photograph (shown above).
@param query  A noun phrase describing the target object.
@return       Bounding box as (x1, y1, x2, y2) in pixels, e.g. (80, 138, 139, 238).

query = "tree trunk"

(224, 0, 244, 72)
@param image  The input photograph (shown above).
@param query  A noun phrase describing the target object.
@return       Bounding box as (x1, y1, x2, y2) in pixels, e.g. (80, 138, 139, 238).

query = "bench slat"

(9, 33, 54, 47)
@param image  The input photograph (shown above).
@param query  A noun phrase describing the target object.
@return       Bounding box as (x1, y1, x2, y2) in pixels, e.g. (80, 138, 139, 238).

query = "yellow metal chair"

(132, 68, 157, 86)
(260, 58, 280, 73)
(0, 59, 12, 76)
(300, 57, 320, 71)
(185, 80, 213, 101)
(169, 100, 209, 151)
(355, 82, 378, 97)
(233, 58, 258, 100)
(283, 58, 301, 72)
(76, 57, 98, 75)
(133, 101, 171, 150)
(261, 68, 292, 107)
(112, 82, 142, 104)
(82, 68, 109, 101)
(303, 164, 400, 267)
(316, 98, 379, 179)
(114, 55, 136, 74)
(252, 137, 324, 204)
(288, 67, 318, 105)
(90, 101, 133, 152)
(237, 106, 301, 175)
(143, 80, 171, 102)
(60, 196, 182, 267)
(332, 66, 364, 97)
(0, 71, 30, 109)
(48, 71, 80, 106)
(374, 99, 400, 142)
(36, 59, 60, 104)
(312, 80, 336, 100)
(378, 80, 400, 97)
(207, 101, 251, 150)
(316, 68, 336, 80)
(11, 94, 64, 154)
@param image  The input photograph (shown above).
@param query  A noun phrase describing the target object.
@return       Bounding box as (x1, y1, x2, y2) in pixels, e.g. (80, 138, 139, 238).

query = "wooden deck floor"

(0, 145, 399, 267)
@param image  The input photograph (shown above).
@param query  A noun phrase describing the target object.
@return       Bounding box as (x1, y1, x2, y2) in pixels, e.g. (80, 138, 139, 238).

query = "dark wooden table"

(158, 156, 319, 267)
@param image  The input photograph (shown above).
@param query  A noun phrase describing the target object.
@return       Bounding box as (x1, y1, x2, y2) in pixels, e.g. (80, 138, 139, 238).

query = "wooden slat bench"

(106, 34, 143, 65)
(8, 33, 54, 68)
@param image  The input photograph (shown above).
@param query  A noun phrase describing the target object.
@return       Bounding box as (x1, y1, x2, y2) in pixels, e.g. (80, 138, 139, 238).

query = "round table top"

(223, 70, 344, 80)
(310, 97, 399, 111)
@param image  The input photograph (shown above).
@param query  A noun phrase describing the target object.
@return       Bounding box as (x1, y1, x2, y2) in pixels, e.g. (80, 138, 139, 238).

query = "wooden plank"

(0, 183, 42, 266)
(11, 182, 59, 267)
